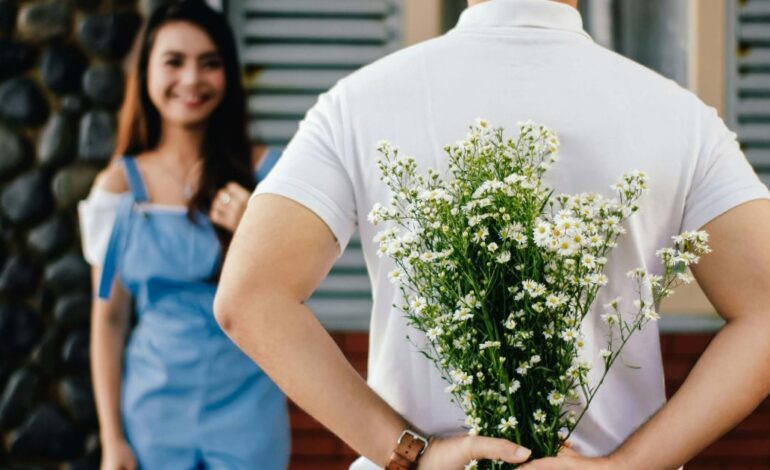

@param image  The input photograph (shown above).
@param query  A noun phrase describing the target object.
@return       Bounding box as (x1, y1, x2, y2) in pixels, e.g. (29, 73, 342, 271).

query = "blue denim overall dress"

(98, 153, 289, 469)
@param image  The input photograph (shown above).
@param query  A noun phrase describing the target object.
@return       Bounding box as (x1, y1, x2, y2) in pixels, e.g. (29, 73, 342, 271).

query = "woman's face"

(146, 21, 226, 128)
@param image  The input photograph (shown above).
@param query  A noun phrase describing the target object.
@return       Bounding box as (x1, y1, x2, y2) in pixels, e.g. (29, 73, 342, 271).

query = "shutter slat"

(248, 119, 299, 143)
(737, 123, 770, 143)
(745, 148, 770, 168)
(305, 298, 372, 330)
(737, 98, 770, 118)
(739, 75, 770, 94)
(243, 44, 390, 67)
(306, 298, 373, 315)
(244, 19, 390, 42)
(246, 69, 350, 92)
(336, 248, 367, 272)
(739, 23, 770, 44)
(248, 95, 318, 116)
(244, 0, 390, 16)
(759, 173, 770, 190)
(317, 274, 372, 294)
(740, 1, 770, 18)
(739, 49, 770, 69)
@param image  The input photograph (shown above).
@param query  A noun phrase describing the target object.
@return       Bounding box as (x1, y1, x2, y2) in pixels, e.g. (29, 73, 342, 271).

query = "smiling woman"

(146, 23, 226, 128)
(76, 1, 290, 469)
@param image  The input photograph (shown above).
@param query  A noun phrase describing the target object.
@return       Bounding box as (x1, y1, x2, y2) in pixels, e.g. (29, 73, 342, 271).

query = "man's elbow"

(213, 288, 240, 334)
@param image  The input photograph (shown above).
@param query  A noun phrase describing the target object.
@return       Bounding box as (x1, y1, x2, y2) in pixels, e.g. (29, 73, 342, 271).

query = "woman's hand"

(417, 435, 532, 469)
(100, 438, 137, 470)
(209, 182, 251, 232)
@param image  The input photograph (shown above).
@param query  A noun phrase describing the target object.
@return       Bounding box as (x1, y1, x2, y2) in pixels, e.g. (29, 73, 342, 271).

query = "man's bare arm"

(614, 199, 770, 468)
(214, 194, 532, 468)
(524, 199, 770, 470)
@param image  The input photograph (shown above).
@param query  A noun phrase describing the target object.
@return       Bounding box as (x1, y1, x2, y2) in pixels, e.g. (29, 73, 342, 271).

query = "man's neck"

(467, 0, 578, 9)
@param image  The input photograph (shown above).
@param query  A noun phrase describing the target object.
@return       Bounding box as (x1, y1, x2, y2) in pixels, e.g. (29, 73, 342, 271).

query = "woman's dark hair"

(115, 0, 255, 269)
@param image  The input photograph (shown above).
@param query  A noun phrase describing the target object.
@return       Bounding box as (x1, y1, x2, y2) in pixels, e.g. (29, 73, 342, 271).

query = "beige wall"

(404, 0, 443, 46)
(688, 0, 726, 114)
(661, 0, 726, 315)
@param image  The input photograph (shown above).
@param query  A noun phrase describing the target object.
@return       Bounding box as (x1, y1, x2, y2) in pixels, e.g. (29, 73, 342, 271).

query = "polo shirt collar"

(455, 0, 590, 39)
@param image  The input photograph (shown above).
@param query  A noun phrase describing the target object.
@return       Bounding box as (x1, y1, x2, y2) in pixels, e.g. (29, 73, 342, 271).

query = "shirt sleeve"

(252, 88, 357, 253)
(681, 103, 770, 233)
(77, 188, 123, 266)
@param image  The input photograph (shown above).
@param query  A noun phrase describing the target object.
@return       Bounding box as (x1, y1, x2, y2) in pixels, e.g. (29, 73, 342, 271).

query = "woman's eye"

(165, 59, 181, 67)
(203, 60, 222, 70)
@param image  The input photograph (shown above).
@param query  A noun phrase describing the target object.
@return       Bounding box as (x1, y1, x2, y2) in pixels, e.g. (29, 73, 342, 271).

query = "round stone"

(44, 251, 91, 293)
(78, 110, 115, 162)
(59, 375, 96, 425)
(61, 330, 89, 371)
(0, 217, 12, 246)
(40, 44, 88, 95)
(82, 63, 124, 109)
(38, 113, 77, 167)
(53, 293, 90, 325)
(0, 368, 40, 430)
(77, 11, 141, 60)
(140, 0, 166, 17)
(0, 170, 53, 226)
(8, 404, 84, 460)
(0, 0, 17, 37)
(17, 0, 73, 42)
(0, 301, 11, 344)
(0, 77, 49, 127)
(30, 327, 62, 378)
(0, 303, 42, 359)
(65, 433, 100, 470)
(0, 255, 40, 297)
(52, 165, 100, 208)
(27, 213, 73, 259)
(73, 0, 102, 11)
(0, 123, 30, 178)
(60, 94, 88, 116)
(0, 363, 7, 399)
(0, 41, 37, 80)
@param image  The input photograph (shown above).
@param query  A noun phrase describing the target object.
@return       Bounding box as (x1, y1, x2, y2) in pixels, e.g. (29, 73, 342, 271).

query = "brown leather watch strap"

(386, 430, 428, 470)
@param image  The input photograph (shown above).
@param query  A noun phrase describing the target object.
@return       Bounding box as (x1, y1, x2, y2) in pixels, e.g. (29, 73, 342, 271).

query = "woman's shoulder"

(93, 157, 131, 194)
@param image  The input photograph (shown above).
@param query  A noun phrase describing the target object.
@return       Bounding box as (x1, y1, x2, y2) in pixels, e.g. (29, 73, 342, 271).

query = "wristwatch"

(386, 429, 430, 470)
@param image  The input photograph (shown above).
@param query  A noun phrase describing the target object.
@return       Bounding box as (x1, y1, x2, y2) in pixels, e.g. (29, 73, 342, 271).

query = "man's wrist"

(608, 448, 640, 470)
(386, 428, 430, 469)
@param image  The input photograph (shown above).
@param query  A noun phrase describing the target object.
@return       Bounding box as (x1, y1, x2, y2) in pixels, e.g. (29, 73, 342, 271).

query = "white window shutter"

(726, 0, 770, 188)
(228, 0, 405, 330)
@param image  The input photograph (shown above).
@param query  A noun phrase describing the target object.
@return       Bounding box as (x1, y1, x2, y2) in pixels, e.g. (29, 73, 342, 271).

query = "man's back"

(254, 0, 768, 466)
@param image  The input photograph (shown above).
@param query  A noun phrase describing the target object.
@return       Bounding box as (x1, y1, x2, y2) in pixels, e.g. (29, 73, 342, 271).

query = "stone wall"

(0, 0, 146, 467)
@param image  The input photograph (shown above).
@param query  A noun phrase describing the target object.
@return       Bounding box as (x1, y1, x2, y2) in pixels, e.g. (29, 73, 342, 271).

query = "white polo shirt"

(254, 0, 770, 466)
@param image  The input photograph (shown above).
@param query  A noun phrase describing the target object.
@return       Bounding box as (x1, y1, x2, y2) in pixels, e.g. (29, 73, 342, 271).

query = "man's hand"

(583, 199, 770, 470)
(519, 442, 613, 470)
(419, 435, 531, 469)
(215, 194, 552, 467)
(520, 455, 613, 470)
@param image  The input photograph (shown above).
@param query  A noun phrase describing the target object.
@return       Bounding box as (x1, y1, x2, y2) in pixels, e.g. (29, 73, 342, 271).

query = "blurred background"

(0, 0, 767, 468)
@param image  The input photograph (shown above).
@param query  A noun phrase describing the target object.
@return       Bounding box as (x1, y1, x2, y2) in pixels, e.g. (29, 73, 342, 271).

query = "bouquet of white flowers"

(369, 120, 710, 468)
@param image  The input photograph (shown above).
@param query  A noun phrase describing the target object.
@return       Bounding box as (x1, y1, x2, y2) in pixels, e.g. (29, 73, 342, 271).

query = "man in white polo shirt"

(214, 0, 770, 468)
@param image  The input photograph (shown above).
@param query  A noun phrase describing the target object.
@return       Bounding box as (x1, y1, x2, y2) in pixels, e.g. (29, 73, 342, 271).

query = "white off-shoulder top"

(77, 188, 124, 267)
